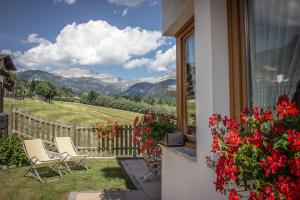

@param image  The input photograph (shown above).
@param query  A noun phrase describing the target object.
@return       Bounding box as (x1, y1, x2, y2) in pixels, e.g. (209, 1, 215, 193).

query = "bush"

(0, 134, 27, 167)
(93, 95, 175, 115)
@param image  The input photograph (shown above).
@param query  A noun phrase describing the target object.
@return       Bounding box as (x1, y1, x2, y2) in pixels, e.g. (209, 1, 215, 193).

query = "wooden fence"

(8, 107, 140, 157)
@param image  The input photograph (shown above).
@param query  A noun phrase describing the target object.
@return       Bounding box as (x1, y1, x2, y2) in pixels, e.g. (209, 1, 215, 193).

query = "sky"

(0, 0, 176, 80)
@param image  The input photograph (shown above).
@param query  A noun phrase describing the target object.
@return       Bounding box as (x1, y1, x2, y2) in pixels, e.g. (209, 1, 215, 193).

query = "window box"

(159, 132, 184, 147)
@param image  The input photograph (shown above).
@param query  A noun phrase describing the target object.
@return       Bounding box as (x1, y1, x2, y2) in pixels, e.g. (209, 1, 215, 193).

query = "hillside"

(4, 98, 139, 125)
(120, 82, 154, 96)
(16, 70, 122, 95)
(145, 78, 176, 100)
(16, 70, 177, 100)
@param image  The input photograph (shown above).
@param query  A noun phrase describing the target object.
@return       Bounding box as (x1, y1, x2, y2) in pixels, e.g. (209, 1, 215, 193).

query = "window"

(176, 18, 196, 145)
(246, 0, 300, 109)
(185, 33, 196, 134)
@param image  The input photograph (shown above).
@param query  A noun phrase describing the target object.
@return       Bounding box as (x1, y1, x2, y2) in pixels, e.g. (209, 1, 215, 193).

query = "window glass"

(248, 0, 300, 109)
(185, 33, 196, 134)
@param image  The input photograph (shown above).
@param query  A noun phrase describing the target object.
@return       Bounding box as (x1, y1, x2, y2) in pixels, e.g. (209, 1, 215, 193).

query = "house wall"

(162, 0, 230, 199)
(162, 0, 194, 36)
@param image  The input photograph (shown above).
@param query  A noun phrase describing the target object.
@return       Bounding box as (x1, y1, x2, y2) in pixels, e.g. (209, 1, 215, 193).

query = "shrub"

(0, 134, 27, 167)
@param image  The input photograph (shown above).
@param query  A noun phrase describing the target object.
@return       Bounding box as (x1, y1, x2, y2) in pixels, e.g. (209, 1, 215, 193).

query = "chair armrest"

(59, 152, 71, 159)
(29, 156, 39, 164)
(46, 151, 60, 159)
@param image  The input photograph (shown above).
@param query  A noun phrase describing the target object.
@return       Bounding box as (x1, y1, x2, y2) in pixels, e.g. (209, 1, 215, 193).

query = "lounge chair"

(23, 139, 65, 183)
(54, 137, 89, 173)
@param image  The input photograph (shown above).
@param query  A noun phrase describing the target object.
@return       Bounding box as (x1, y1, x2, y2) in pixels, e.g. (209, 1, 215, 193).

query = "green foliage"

(87, 95, 176, 115)
(0, 134, 27, 166)
(35, 81, 57, 103)
(86, 91, 99, 105)
(235, 144, 263, 180)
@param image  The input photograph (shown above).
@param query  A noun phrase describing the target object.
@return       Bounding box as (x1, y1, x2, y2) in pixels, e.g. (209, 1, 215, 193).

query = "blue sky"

(0, 0, 175, 80)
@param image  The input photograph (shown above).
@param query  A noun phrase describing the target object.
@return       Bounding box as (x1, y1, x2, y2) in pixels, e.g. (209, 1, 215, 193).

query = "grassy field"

(4, 98, 140, 126)
(0, 160, 134, 200)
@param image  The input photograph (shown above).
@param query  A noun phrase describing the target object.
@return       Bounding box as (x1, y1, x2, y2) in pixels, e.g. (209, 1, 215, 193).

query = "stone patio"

(68, 159, 161, 200)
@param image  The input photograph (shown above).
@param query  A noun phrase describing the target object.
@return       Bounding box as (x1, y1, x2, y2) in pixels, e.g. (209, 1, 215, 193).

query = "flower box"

(159, 132, 184, 146)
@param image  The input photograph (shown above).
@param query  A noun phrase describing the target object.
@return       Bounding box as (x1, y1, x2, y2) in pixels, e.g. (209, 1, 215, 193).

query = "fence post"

(8, 105, 13, 135)
(73, 124, 77, 146)
(133, 124, 136, 158)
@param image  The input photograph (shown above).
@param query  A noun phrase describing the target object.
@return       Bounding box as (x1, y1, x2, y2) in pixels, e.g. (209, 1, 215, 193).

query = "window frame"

(227, 0, 249, 119)
(175, 17, 196, 145)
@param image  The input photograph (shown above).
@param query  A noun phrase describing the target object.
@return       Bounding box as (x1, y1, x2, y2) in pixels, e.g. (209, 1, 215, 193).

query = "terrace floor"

(68, 159, 161, 200)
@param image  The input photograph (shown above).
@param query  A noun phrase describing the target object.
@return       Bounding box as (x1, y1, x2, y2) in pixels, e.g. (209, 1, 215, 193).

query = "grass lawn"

(0, 160, 135, 200)
(4, 98, 140, 126)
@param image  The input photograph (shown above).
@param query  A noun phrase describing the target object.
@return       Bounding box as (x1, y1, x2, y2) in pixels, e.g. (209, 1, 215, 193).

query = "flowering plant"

(207, 95, 300, 200)
(134, 110, 177, 157)
(94, 121, 119, 152)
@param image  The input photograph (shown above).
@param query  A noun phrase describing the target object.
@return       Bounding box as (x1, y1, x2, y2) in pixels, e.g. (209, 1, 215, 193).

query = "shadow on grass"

(34, 167, 61, 180)
(100, 164, 136, 189)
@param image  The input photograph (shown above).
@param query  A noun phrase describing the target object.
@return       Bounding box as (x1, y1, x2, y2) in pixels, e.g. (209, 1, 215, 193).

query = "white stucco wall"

(162, 0, 230, 199)
(162, 0, 194, 36)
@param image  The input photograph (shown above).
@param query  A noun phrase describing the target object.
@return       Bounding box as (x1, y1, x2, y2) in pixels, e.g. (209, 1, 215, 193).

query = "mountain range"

(16, 70, 176, 99)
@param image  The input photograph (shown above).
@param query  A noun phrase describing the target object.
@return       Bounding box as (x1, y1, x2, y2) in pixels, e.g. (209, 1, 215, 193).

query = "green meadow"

(4, 98, 140, 126)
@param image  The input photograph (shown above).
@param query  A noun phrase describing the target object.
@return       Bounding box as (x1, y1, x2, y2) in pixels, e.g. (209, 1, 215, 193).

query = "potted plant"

(134, 110, 180, 156)
(206, 95, 300, 200)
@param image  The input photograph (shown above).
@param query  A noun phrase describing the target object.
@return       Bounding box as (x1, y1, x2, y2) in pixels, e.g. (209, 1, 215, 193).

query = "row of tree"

(12, 76, 176, 114)
(14, 79, 74, 103)
(80, 92, 176, 114)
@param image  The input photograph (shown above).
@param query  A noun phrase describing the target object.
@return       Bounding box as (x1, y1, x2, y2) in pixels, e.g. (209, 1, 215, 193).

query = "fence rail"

(8, 106, 140, 157)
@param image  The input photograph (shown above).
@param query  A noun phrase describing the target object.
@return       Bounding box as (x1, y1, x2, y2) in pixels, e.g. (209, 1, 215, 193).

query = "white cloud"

(107, 0, 145, 7)
(150, 1, 158, 6)
(54, 0, 77, 5)
(125, 45, 176, 72)
(148, 45, 176, 71)
(53, 67, 93, 78)
(13, 20, 164, 70)
(23, 33, 50, 45)
(124, 57, 151, 69)
(0, 49, 22, 58)
(122, 8, 128, 16)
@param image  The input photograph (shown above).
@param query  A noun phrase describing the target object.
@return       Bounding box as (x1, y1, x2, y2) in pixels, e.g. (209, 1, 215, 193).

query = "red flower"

(288, 129, 300, 151)
(211, 135, 221, 153)
(289, 156, 300, 176)
(229, 189, 239, 200)
(209, 113, 221, 127)
(259, 151, 287, 176)
(276, 95, 299, 119)
(214, 156, 238, 192)
(223, 117, 239, 131)
(224, 131, 241, 154)
(245, 131, 264, 148)
(274, 176, 296, 200)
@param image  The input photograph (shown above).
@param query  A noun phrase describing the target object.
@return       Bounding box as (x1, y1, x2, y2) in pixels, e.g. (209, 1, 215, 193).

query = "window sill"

(162, 145, 197, 161)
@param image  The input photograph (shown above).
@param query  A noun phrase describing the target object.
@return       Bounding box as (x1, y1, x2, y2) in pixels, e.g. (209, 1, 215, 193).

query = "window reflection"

(185, 33, 196, 134)
(248, 0, 300, 109)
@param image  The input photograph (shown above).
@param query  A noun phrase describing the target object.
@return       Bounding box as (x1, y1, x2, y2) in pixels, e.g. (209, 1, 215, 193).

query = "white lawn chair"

(23, 139, 65, 183)
(54, 137, 88, 173)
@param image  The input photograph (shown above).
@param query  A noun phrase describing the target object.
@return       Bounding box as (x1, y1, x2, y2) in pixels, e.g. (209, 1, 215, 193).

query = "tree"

(86, 91, 99, 105)
(35, 81, 57, 103)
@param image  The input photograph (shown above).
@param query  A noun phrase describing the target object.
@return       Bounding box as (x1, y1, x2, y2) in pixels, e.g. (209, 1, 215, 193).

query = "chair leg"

(62, 161, 73, 174)
(74, 157, 88, 171)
